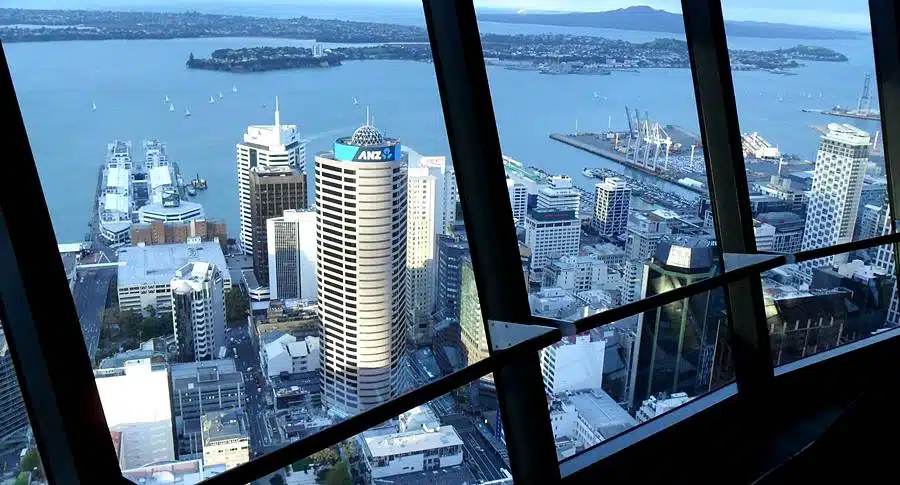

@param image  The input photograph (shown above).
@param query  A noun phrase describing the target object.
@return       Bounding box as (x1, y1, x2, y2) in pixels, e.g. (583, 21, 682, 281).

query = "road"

(72, 267, 115, 360)
(226, 325, 272, 456)
(443, 413, 509, 483)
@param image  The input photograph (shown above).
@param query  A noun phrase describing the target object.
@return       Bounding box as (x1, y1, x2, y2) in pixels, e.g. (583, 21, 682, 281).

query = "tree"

(141, 314, 171, 339)
(225, 286, 249, 324)
(310, 447, 340, 466)
(324, 461, 352, 485)
(268, 474, 285, 485)
(342, 441, 358, 462)
(20, 448, 43, 480)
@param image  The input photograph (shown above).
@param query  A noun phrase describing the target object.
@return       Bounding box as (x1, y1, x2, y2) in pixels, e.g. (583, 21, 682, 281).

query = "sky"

(4, 0, 873, 30)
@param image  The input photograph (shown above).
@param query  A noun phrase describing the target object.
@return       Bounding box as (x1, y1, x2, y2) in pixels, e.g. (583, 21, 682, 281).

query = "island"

(186, 37, 847, 74)
(185, 48, 343, 72)
(479, 6, 865, 40)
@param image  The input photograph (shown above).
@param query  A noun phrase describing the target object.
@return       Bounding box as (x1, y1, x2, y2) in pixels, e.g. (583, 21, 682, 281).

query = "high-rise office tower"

(266, 209, 317, 301)
(801, 123, 870, 273)
(507, 178, 528, 228)
(524, 208, 580, 282)
(249, 166, 307, 286)
(0, 329, 27, 448)
(537, 175, 581, 217)
(459, 256, 493, 399)
(237, 98, 307, 255)
(436, 234, 470, 320)
(594, 177, 631, 238)
(628, 237, 725, 411)
(407, 167, 437, 345)
(171, 262, 226, 362)
(315, 121, 408, 415)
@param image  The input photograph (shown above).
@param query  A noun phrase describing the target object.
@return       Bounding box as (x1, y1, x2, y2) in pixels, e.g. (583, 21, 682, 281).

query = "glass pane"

(540, 268, 730, 461)
(2, 2, 495, 479)
(0, 324, 45, 483)
(238, 383, 510, 485)
(722, 0, 888, 260)
(474, 4, 724, 320)
(473, 1, 731, 461)
(719, 0, 900, 362)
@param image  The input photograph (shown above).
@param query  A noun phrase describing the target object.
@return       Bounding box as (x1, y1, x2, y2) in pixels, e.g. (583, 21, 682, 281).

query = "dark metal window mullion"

(869, 0, 900, 284)
(680, 0, 775, 399)
(422, 1, 560, 483)
(0, 42, 124, 484)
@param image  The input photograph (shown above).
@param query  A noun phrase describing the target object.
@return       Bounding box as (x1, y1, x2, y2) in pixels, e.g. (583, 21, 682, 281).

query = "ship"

(97, 140, 180, 246)
(190, 173, 208, 190)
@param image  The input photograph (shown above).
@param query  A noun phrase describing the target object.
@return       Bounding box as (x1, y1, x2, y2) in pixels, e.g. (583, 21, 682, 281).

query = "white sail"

(209, 96, 215, 104)
(184, 108, 191, 117)
(232, 85, 238, 93)
(169, 103, 175, 112)
(218, 92, 224, 99)
(92, 102, 97, 111)
(165, 95, 170, 103)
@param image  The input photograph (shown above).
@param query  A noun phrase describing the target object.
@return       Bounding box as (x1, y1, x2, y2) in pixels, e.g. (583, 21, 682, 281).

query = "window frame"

(2, 1, 900, 484)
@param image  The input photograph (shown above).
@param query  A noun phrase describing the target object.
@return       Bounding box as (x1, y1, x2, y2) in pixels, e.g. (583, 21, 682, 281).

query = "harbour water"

(1, 10, 884, 241)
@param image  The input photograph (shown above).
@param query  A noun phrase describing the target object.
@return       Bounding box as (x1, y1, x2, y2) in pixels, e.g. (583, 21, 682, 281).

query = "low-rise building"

(201, 409, 250, 470)
(171, 360, 245, 457)
(260, 333, 320, 378)
(122, 459, 226, 484)
(361, 426, 464, 479)
(547, 390, 637, 459)
(94, 358, 175, 470)
(117, 240, 230, 314)
(635, 392, 693, 422)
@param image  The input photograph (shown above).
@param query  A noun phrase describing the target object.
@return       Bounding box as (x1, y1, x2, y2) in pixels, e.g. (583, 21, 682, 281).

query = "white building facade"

(537, 175, 581, 217)
(171, 262, 226, 362)
(594, 177, 631, 238)
(407, 167, 437, 344)
(361, 426, 464, 479)
(525, 208, 581, 281)
(236, 98, 306, 254)
(315, 123, 408, 415)
(801, 123, 870, 274)
(266, 209, 317, 301)
(507, 178, 529, 228)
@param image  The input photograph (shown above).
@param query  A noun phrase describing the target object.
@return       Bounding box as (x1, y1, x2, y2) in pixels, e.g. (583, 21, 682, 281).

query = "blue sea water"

(1, 4, 883, 242)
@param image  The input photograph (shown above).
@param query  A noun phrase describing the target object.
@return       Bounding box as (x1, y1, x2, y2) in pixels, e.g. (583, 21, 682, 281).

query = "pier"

(549, 132, 708, 196)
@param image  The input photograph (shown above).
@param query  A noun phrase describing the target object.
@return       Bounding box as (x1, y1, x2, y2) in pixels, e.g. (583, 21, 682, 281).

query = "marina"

(550, 131, 709, 196)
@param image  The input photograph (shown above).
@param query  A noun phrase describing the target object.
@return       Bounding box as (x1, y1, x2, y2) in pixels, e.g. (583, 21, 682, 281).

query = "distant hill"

(478, 6, 864, 40)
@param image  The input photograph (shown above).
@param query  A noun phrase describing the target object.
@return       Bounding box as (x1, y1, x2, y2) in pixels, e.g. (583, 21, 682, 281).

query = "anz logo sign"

(356, 146, 395, 161)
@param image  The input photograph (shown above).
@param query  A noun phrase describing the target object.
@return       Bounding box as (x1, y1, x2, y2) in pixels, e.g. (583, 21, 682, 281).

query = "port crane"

(625, 106, 673, 172)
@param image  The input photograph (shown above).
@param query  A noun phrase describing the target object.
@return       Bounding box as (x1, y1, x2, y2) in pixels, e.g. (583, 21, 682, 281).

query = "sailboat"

(91, 102, 97, 112)
(209, 96, 216, 104)
(353, 97, 359, 105)
(184, 108, 192, 118)
(232, 85, 238, 93)
(218, 92, 224, 99)
(164, 95, 170, 103)
(169, 103, 175, 112)
(592, 92, 600, 99)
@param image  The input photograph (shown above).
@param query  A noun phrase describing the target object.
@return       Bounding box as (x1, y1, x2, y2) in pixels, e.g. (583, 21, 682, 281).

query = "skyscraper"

(236, 98, 307, 255)
(406, 167, 437, 344)
(628, 238, 725, 411)
(249, 166, 307, 286)
(594, 177, 631, 238)
(315, 121, 408, 415)
(0, 329, 27, 448)
(506, 178, 528, 228)
(266, 209, 317, 301)
(801, 123, 870, 273)
(537, 175, 581, 217)
(524, 208, 580, 282)
(171, 262, 226, 362)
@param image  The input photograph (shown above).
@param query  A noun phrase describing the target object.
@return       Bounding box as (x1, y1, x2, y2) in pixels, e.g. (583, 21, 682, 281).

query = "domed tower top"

(349, 124, 385, 146)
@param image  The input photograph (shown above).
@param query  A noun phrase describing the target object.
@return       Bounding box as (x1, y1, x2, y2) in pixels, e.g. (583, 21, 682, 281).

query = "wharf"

(550, 132, 707, 196)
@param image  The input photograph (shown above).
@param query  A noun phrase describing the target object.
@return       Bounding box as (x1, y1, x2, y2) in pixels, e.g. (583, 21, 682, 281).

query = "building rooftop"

(364, 426, 463, 458)
(565, 390, 638, 439)
(122, 459, 226, 485)
(272, 371, 319, 398)
(823, 123, 871, 146)
(201, 409, 248, 444)
(118, 240, 228, 288)
(139, 201, 204, 217)
(171, 359, 243, 392)
(653, 237, 716, 274)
